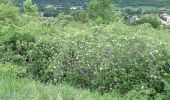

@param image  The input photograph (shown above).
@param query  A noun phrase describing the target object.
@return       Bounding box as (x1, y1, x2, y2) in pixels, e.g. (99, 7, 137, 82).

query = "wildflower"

(141, 86, 144, 89)
(99, 67, 103, 71)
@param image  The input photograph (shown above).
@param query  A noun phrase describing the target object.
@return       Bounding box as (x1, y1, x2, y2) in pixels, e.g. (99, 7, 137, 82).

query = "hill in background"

(14, 0, 170, 7)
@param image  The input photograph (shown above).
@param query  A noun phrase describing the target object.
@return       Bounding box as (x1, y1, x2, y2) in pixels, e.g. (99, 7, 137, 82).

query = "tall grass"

(0, 63, 116, 100)
(1, 63, 162, 100)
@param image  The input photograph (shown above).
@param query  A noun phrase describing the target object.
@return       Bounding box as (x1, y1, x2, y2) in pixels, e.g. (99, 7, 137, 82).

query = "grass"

(0, 63, 156, 100)
(0, 77, 115, 100)
(0, 63, 118, 100)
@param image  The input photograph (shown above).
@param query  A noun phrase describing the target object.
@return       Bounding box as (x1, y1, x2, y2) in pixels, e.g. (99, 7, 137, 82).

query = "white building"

(160, 13, 170, 25)
(45, 5, 54, 9)
(70, 6, 83, 10)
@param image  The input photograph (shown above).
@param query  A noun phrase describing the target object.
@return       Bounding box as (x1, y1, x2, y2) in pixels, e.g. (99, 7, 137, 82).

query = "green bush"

(0, 2, 170, 98)
(0, 2, 19, 24)
(135, 14, 161, 28)
(26, 36, 63, 83)
(0, 9, 169, 96)
(88, 0, 122, 23)
(26, 31, 169, 94)
(23, 0, 38, 15)
(71, 10, 88, 23)
(0, 28, 35, 65)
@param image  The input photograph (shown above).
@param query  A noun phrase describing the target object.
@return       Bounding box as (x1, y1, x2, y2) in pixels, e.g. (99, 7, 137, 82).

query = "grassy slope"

(0, 63, 155, 100)
(0, 63, 114, 100)
(0, 78, 116, 100)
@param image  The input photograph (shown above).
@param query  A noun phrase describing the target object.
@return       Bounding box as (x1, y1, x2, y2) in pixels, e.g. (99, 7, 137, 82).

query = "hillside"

(15, 0, 170, 7)
(1, 0, 170, 99)
(113, 0, 170, 7)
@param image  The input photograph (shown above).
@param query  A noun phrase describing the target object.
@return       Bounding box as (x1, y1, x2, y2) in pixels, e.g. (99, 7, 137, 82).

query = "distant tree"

(0, 0, 10, 4)
(135, 14, 161, 28)
(88, 0, 121, 23)
(57, 13, 74, 28)
(71, 10, 88, 23)
(23, 0, 38, 15)
(136, 8, 143, 15)
(43, 8, 58, 17)
(0, 2, 19, 22)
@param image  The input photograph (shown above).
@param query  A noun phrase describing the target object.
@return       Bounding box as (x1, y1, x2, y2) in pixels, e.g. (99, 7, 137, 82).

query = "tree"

(71, 10, 88, 23)
(88, 0, 121, 23)
(0, 0, 10, 4)
(135, 14, 161, 28)
(23, 0, 38, 15)
(0, 2, 19, 22)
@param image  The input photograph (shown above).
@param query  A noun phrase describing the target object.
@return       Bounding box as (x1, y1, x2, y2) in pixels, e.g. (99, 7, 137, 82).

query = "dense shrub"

(0, 1, 170, 98)
(1, 33, 35, 64)
(0, 2, 19, 25)
(0, 10, 169, 96)
(57, 13, 74, 28)
(135, 14, 161, 28)
(23, 0, 38, 15)
(88, 0, 122, 23)
(3, 16, 165, 95)
(24, 30, 170, 95)
(0, 26, 35, 65)
(71, 10, 89, 23)
(26, 36, 61, 82)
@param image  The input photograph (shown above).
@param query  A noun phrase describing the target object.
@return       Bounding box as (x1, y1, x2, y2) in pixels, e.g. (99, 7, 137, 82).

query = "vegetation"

(134, 14, 161, 28)
(0, 0, 170, 100)
(13, 0, 170, 17)
(0, 63, 116, 100)
(1, 63, 170, 100)
(88, 0, 121, 23)
(14, 0, 170, 8)
(23, 0, 38, 14)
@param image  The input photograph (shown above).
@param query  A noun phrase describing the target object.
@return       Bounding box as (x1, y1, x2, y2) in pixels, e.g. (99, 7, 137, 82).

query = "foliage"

(88, 0, 121, 23)
(0, 2, 19, 23)
(0, 63, 169, 100)
(135, 14, 161, 28)
(15, 0, 170, 9)
(71, 10, 89, 23)
(49, 33, 169, 94)
(1, 63, 116, 100)
(0, 2, 170, 99)
(42, 8, 58, 17)
(0, 0, 11, 4)
(26, 36, 61, 82)
(23, 0, 38, 15)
